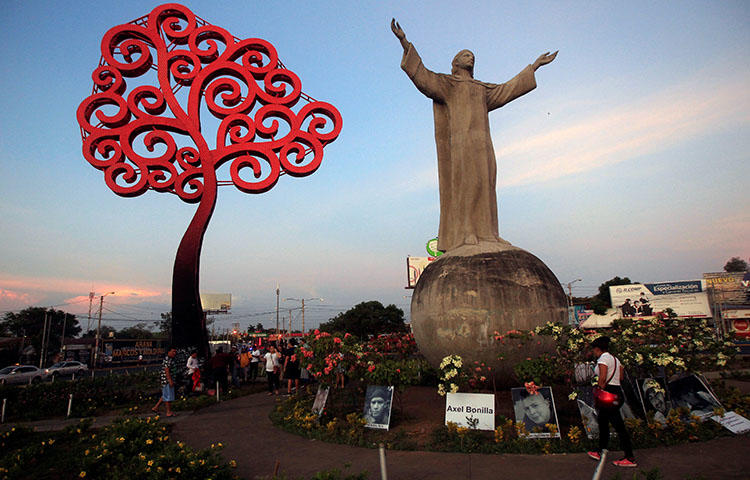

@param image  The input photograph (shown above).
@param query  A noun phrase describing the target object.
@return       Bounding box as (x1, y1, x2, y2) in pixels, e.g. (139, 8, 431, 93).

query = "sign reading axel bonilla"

(445, 392, 495, 431)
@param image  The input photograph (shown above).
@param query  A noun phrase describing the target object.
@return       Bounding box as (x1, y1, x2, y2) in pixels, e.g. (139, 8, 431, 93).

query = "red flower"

(524, 381, 540, 395)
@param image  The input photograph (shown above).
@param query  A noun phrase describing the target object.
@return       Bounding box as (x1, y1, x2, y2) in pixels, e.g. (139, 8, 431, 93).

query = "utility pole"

(87, 292, 94, 332)
(43, 310, 53, 366)
(284, 298, 323, 335)
(61, 313, 68, 350)
(288, 309, 293, 335)
(565, 279, 582, 307)
(39, 310, 49, 368)
(275, 284, 280, 336)
(93, 292, 115, 368)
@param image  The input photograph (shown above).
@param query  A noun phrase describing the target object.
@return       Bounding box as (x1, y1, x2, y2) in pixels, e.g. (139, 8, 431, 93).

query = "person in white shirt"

(186, 351, 201, 392)
(587, 336, 637, 468)
(264, 344, 281, 395)
(250, 347, 260, 382)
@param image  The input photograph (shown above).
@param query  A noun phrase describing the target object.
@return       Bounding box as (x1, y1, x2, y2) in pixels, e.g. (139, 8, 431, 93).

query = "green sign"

(426, 237, 443, 257)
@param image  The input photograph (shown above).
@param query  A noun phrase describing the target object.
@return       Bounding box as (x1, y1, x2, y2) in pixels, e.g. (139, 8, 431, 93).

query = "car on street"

(0, 365, 45, 385)
(44, 361, 89, 379)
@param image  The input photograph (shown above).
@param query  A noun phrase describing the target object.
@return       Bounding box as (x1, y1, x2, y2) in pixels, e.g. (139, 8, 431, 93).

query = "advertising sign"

(426, 237, 443, 257)
(201, 293, 231, 313)
(445, 392, 496, 431)
(406, 256, 435, 289)
(609, 280, 711, 318)
(101, 339, 166, 365)
(703, 272, 748, 304)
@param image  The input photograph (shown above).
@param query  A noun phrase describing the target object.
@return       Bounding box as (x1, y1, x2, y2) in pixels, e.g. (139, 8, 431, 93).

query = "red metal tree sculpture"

(77, 3, 342, 358)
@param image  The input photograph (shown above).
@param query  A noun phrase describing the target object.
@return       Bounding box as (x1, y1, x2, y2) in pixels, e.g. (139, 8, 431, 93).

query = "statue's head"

(451, 49, 475, 77)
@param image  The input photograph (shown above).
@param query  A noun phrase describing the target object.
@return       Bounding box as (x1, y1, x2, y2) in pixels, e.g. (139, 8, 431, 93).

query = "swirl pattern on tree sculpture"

(77, 3, 342, 201)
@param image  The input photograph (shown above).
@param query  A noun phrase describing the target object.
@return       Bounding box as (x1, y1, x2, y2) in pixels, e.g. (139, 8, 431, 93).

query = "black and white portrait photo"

(639, 377, 671, 424)
(511, 387, 560, 438)
(363, 385, 394, 430)
(311, 385, 330, 417)
(668, 374, 721, 419)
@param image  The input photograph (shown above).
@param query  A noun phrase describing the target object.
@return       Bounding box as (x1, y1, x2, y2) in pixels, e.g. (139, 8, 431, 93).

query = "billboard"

(703, 272, 749, 305)
(609, 280, 711, 318)
(201, 293, 231, 313)
(406, 256, 435, 289)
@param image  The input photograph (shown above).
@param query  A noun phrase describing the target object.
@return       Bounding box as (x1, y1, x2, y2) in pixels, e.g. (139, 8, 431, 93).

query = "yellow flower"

(229, 460, 237, 468)
(146, 439, 153, 445)
(175, 467, 181, 473)
(148, 460, 154, 466)
(79, 472, 86, 478)
(84, 449, 90, 456)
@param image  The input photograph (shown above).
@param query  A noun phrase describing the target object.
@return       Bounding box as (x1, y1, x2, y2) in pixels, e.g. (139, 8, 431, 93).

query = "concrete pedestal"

(410, 242, 567, 383)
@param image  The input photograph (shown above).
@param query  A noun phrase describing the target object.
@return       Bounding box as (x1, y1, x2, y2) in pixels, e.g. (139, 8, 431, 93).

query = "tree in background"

(1, 307, 81, 365)
(118, 323, 155, 339)
(82, 325, 117, 339)
(319, 301, 407, 338)
(724, 257, 748, 272)
(590, 276, 636, 314)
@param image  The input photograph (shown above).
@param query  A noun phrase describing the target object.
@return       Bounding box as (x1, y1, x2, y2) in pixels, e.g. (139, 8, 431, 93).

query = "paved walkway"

(6, 391, 749, 479)
(170, 392, 750, 480)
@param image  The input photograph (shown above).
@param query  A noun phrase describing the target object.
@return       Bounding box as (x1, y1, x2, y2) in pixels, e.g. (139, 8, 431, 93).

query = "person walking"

(152, 347, 177, 417)
(186, 350, 201, 393)
(587, 336, 637, 467)
(264, 344, 281, 395)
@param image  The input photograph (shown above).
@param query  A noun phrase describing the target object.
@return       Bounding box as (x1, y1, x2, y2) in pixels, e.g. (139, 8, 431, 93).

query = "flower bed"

(0, 417, 237, 479)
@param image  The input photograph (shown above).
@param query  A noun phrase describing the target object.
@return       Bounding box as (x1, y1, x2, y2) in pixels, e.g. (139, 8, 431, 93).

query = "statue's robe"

(401, 43, 537, 253)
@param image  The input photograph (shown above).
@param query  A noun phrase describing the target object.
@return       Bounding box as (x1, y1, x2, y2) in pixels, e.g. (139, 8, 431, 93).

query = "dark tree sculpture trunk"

(170, 158, 217, 361)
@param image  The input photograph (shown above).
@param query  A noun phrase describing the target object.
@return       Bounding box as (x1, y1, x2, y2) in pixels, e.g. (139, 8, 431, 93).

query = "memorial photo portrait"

(668, 374, 721, 419)
(511, 387, 560, 438)
(311, 385, 330, 417)
(639, 377, 671, 424)
(363, 385, 394, 430)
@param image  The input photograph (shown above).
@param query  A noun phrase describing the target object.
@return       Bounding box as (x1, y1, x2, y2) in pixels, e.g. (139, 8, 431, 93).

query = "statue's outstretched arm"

(532, 51, 558, 71)
(391, 18, 410, 51)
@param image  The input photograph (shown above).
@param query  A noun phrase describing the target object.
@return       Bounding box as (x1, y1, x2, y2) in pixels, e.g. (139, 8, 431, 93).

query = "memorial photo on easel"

(575, 386, 599, 439)
(668, 374, 721, 419)
(363, 385, 394, 430)
(619, 372, 646, 419)
(639, 377, 671, 424)
(311, 385, 330, 417)
(511, 386, 560, 438)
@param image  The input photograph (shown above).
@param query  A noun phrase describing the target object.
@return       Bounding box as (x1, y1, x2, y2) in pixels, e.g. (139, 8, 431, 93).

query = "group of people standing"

(260, 339, 302, 396)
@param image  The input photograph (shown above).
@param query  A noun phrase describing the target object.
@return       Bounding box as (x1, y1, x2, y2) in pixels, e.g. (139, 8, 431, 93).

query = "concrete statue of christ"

(391, 19, 557, 253)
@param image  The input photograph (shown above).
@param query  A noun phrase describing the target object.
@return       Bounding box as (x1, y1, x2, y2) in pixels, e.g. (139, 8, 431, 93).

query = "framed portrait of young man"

(363, 385, 394, 430)
(511, 386, 560, 438)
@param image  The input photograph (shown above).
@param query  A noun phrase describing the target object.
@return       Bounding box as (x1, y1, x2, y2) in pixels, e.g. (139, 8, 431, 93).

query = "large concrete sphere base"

(410, 242, 567, 384)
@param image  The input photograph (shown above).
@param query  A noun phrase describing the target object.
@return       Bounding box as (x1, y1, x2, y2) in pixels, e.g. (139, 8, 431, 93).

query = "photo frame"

(511, 386, 560, 438)
(668, 373, 722, 419)
(638, 377, 672, 424)
(363, 385, 394, 430)
(311, 385, 330, 417)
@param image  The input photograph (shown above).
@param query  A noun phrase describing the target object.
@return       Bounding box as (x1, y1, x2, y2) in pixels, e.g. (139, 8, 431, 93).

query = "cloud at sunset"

(0, 273, 170, 314)
(495, 74, 749, 189)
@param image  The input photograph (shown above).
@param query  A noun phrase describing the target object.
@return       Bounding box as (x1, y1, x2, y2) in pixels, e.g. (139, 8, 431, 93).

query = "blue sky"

(1, 1, 748, 332)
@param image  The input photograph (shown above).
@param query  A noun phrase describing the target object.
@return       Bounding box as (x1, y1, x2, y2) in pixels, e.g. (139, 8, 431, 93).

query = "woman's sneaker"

(613, 458, 637, 467)
(587, 451, 601, 461)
